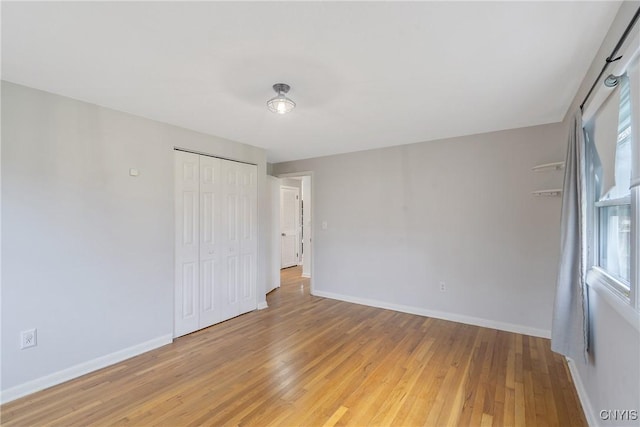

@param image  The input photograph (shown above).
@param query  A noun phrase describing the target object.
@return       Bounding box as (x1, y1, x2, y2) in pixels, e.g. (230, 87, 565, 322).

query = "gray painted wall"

(273, 122, 565, 335)
(1, 81, 268, 393)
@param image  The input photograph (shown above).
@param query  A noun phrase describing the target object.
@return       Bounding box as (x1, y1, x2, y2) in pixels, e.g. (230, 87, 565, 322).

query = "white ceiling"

(2, 1, 620, 163)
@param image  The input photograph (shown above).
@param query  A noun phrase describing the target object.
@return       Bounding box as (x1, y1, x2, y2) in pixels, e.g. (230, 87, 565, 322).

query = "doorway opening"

(276, 173, 313, 293)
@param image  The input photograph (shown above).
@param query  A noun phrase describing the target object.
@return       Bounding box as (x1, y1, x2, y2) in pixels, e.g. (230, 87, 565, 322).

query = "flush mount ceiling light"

(604, 74, 621, 88)
(267, 83, 296, 114)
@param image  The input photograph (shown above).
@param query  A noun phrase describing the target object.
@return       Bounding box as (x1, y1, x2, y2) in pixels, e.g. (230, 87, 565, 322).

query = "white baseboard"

(566, 357, 598, 427)
(257, 301, 269, 310)
(266, 284, 280, 294)
(313, 290, 551, 339)
(0, 334, 173, 404)
(301, 273, 311, 278)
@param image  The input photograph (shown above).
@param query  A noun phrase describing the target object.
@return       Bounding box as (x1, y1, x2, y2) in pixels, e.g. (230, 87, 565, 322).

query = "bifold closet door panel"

(198, 155, 223, 328)
(238, 162, 258, 314)
(221, 160, 241, 321)
(220, 160, 258, 320)
(174, 151, 200, 337)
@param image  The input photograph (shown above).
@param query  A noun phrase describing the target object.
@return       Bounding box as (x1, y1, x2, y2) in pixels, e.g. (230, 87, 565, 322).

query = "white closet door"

(175, 151, 257, 337)
(221, 160, 241, 321)
(238, 162, 257, 314)
(198, 155, 222, 328)
(174, 151, 200, 337)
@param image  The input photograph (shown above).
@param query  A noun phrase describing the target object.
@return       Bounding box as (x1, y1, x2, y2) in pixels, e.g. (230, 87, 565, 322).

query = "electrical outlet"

(439, 282, 446, 292)
(20, 328, 37, 349)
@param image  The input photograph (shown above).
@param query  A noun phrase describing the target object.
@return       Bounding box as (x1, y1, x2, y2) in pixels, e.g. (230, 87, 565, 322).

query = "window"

(598, 204, 631, 283)
(595, 78, 632, 287)
(592, 75, 633, 296)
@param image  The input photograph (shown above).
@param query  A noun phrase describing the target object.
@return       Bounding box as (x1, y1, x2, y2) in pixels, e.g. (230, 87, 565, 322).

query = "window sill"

(586, 268, 640, 332)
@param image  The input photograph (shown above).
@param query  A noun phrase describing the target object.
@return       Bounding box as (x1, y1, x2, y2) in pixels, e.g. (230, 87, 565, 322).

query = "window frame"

(584, 75, 638, 317)
(631, 186, 639, 309)
(594, 198, 631, 294)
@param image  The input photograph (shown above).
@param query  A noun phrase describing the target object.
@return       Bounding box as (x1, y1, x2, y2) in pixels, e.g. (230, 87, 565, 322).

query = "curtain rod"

(580, 6, 640, 111)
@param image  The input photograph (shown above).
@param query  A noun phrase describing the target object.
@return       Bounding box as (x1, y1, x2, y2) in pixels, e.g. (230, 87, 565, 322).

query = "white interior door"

(267, 176, 281, 292)
(175, 151, 257, 337)
(238, 162, 257, 314)
(198, 155, 222, 328)
(301, 176, 312, 278)
(281, 186, 299, 268)
(220, 159, 259, 321)
(221, 160, 240, 321)
(175, 151, 200, 337)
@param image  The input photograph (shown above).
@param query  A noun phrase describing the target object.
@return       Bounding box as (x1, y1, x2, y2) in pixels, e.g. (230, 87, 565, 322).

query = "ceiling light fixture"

(603, 74, 620, 88)
(267, 83, 296, 114)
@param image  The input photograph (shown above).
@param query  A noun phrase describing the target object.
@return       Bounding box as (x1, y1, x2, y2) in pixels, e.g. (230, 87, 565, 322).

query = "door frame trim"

(174, 147, 257, 166)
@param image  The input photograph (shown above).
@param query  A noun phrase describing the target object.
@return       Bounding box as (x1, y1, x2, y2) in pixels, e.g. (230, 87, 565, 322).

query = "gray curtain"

(551, 111, 589, 361)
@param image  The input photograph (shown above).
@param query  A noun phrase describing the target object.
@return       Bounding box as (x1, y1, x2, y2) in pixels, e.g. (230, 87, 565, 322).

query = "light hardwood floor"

(2, 266, 586, 426)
